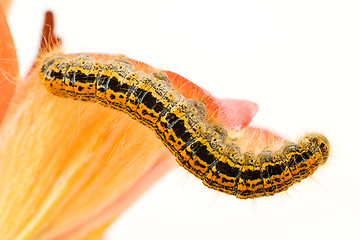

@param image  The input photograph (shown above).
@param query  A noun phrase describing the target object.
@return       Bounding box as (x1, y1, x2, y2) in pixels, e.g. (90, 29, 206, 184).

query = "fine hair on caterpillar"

(39, 53, 330, 199)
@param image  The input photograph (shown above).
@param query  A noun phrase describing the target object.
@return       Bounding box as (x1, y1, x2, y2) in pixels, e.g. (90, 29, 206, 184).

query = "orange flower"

(0, 9, 176, 240)
(0, 8, 270, 240)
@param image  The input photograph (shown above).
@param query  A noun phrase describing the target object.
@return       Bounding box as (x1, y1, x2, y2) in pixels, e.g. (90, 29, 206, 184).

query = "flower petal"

(0, 4, 18, 125)
(216, 98, 258, 131)
(0, 0, 13, 16)
(0, 12, 175, 239)
(0, 64, 175, 239)
(164, 70, 221, 119)
(0, 10, 285, 239)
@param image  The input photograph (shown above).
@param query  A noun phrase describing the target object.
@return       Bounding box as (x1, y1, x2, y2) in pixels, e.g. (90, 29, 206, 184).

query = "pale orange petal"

(1, 12, 174, 239)
(0, 3, 18, 125)
(0, 54, 175, 239)
(0, 0, 12, 16)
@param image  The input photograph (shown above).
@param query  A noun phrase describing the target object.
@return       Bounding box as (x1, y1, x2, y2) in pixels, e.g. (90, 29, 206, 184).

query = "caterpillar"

(39, 53, 330, 199)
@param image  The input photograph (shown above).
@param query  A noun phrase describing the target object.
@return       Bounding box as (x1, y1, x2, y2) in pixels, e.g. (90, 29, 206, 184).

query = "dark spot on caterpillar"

(118, 83, 129, 94)
(266, 164, 284, 177)
(241, 169, 262, 181)
(50, 70, 63, 80)
(216, 161, 238, 178)
(172, 119, 190, 142)
(153, 102, 165, 113)
(141, 93, 157, 109)
(74, 71, 93, 84)
(108, 77, 120, 92)
(195, 145, 217, 165)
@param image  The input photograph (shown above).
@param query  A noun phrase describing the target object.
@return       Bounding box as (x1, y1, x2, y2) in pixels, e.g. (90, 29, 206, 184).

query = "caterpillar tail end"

(302, 132, 330, 165)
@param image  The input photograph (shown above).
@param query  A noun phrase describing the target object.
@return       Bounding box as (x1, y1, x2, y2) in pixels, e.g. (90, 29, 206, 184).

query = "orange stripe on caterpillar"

(39, 53, 330, 199)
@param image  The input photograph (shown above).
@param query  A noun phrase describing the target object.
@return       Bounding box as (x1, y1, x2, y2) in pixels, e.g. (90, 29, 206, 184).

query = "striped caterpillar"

(39, 53, 330, 199)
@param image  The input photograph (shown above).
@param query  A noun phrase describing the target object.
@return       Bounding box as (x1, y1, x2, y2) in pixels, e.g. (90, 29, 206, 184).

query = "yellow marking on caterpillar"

(39, 53, 330, 199)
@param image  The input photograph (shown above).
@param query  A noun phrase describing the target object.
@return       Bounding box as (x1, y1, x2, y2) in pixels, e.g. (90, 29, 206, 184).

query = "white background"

(7, 0, 360, 239)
